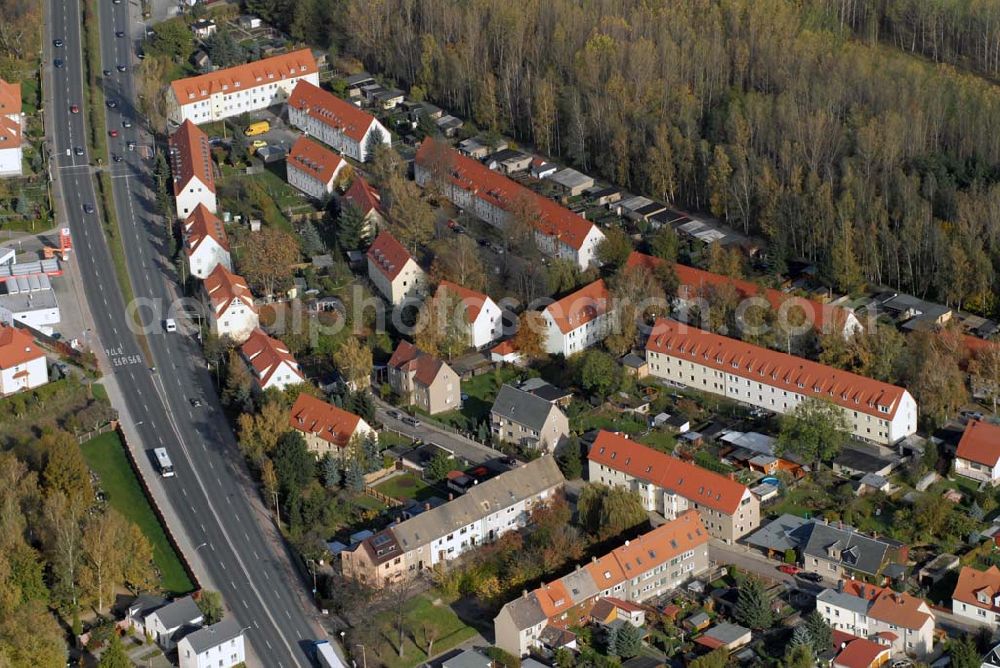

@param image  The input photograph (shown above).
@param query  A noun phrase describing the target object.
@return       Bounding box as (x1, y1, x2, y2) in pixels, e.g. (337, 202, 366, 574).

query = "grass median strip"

(82, 431, 195, 595)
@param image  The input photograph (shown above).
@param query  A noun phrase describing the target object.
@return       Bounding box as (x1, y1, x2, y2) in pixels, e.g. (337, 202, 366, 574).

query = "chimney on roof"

(591, 556, 598, 563)
(448, 493, 454, 501)
(624, 540, 630, 547)
(837, 580, 844, 593)
(522, 590, 528, 599)
(424, 502, 430, 511)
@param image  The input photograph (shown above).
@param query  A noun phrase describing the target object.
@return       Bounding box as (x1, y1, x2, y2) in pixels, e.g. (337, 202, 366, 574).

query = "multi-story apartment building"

(0, 79, 23, 176)
(202, 264, 258, 343)
(169, 120, 216, 220)
(626, 252, 861, 338)
(414, 139, 605, 269)
(645, 318, 918, 445)
(387, 341, 460, 414)
(342, 456, 564, 586)
(490, 384, 569, 453)
(817, 580, 935, 657)
(286, 135, 346, 199)
(430, 280, 503, 349)
(952, 565, 1000, 629)
(183, 205, 230, 279)
(166, 49, 319, 124)
(287, 80, 390, 162)
(588, 430, 760, 543)
(288, 393, 374, 457)
(494, 510, 710, 657)
(954, 419, 1000, 485)
(240, 328, 305, 392)
(366, 231, 426, 306)
(541, 278, 611, 356)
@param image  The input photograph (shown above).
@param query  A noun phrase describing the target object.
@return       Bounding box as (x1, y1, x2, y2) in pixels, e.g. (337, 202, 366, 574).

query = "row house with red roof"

(166, 49, 319, 124)
(588, 430, 760, 543)
(430, 280, 503, 349)
(953, 419, 1000, 484)
(626, 252, 861, 339)
(288, 393, 374, 457)
(203, 265, 258, 343)
(288, 80, 390, 163)
(286, 136, 347, 199)
(644, 318, 918, 446)
(169, 120, 216, 220)
(0, 324, 47, 396)
(817, 580, 935, 657)
(0, 80, 24, 176)
(387, 341, 460, 414)
(541, 278, 611, 356)
(493, 510, 710, 657)
(239, 328, 305, 392)
(183, 205, 231, 279)
(414, 140, 605, 270)
(366, 231, 426, 306)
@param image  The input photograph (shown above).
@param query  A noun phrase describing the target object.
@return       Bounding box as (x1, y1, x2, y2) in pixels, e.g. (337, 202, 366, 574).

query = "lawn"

(433, 367, 526, 431)
(81, 432, 194, 595)
(638, 430, 676, 453)
(368, 593, 478, 668)
(373, 473, 442, 503)
(571, 408, 648, 435)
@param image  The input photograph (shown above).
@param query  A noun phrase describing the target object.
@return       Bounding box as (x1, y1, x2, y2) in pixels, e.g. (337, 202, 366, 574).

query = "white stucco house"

(288, 80, 390, 163)
(954, 420, 1000, 485)
(541, 278, 611, 356)
(240, 328, 305, 392)
(183, 204, 231, 279)
(203, 264, 258, 343)
(366, 230, 426, 306)
(177, 618, 246, 668)
(169, 120, 217, 220)
(0, 79, 24, 176)
(143, 595, 204, 650)
(0, 324, 47, 396)
(286, 135, 346, 199)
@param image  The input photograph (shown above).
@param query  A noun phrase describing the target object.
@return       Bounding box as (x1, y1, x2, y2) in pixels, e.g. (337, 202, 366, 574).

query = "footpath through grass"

(82, 432, 194, 595)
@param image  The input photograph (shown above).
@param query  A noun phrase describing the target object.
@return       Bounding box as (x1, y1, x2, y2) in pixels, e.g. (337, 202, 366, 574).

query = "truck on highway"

(312, 640, 345, 668)
(153, 448, 174, 477)
(243, 121, 270, 136)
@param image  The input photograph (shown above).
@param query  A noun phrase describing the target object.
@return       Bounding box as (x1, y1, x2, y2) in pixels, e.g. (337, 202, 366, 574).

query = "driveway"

(375, 397, 500, 466)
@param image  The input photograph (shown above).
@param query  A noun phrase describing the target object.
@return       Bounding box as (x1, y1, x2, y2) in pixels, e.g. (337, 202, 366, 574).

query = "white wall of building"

(469, 299, 503, 348)
(542, 310, 610, 357)
(0, 355, 47, 396)
(287, 162, 341, 200)
(168, 72, 319, 124)
(646, 349, 918, 445)
(211, 300, 258, 344)
(175, 176, 217, 220)
(0, 146, 22, 176)
(188, 237, 231, 280)
(178, 634, 245, 668)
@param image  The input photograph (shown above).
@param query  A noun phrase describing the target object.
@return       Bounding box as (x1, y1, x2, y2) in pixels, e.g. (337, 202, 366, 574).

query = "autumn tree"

(430, 235, 487, 291)
(40, 432, 94, 513)
(386, 177, 435, 250)
(596, 226, 633, 269)
(80, 511, 129, 613)
(576, 484, 647, 539)
(970, 345, 1000, 414)
(415, 289, 467, 359)
(904, 331, 968, 429)
(197, 590, 225, 625)
(776, 398, 850, 468)
(512, 311, 547, 361)
(98, 632, 130, 668)
(333, 337, 373, 390)
(239, 227, 300, 297)
(223, 349, 254, 412)
(237, 399, 288, 465)
(576, 349, 622, 400)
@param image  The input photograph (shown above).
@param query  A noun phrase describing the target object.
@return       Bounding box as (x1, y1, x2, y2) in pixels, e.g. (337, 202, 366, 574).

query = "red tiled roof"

(627, 252, 853, 334)
(535, 579, 573, 618)
(388, 341, 446, 387)
(0, 324, 43, 369)
(183, 204, 228, 256)
(171, 48, 317, 107)
(204, 264, 256, 316)
(415, 139, 599, 251)
(0, 80, 21, 116)
(0, 116, 20, 150)
(841, 579, 932, 630)
(240, 328, 303, 387)
(956, 420, 1000, 467)
(645, 318, 910, 420)
(953, 565, 1000, 614)
(543, 279, 609, 334)
(289, 393, 363, 448)
(491, 340, 518, 355)
(288, 80, 376, 143)
(366, 231, 415, 281)
(343, 175, 382, 215)
(169, 120, 215, 195)
(434, 280, 493, 324)
(831, 631, 890, 668)
(583, 510, 708, 590)
(589, 430, 749, 515)
(288, 135, 344, 185)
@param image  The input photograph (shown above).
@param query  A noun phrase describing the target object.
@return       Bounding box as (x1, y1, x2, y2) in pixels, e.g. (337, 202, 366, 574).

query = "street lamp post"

(356, 644, 367, 668)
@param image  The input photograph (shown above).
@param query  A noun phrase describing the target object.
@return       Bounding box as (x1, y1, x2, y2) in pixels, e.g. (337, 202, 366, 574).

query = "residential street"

(374, 397, 501, 465)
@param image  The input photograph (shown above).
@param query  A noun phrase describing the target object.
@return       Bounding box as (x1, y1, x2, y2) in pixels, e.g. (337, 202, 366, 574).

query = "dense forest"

(245, 0, 1000, 316)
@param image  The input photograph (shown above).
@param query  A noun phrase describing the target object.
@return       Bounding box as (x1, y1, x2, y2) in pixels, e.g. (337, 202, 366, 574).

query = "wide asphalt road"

(46, 0, 326, 664)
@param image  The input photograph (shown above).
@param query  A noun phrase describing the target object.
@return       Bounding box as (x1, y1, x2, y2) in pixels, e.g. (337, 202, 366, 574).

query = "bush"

(784, 548, 797, 564)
